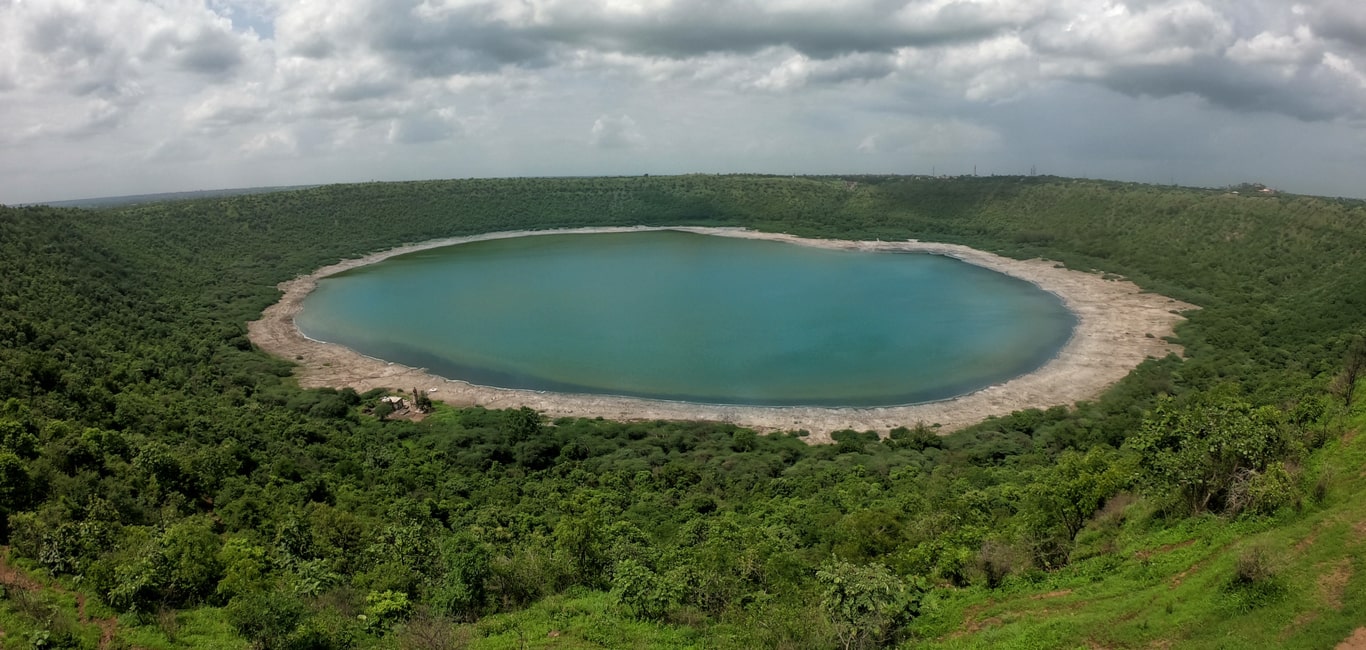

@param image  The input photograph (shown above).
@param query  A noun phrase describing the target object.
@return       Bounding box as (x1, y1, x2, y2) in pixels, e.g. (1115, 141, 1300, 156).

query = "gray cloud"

(301, 0, 1040, 79)
(367, 11, 554, 75)
(289, 34, 335, 59)
(549, 8, 1013, 60)
(5, 0, 1366, 204)
(1090, 57, 1355, 121)
(329, 79, 404, 102)
(25, 7, 110, 66)
(170, 28, 245, 76)
(1305, 0, 1366, 50)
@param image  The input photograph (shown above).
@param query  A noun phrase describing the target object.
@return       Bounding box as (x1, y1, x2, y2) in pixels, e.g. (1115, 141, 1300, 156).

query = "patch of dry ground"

(1319, 559, 1353, 611)
(1338, 628, 1366, 650)
(248, 226, 1197, 441)
(1135, 539, 1197, 561)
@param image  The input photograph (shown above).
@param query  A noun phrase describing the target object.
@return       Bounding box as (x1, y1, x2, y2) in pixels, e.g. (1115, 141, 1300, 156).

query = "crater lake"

(295, 230, 1076, 407)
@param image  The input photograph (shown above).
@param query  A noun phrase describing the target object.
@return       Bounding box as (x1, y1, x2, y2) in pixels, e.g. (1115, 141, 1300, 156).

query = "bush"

(1231, 546, 1276, 586)
(363, 590, 412, 632)
(612, 559, 683, 621)
(1227, 462, 1301, 516)
(225, 590, 305, 649)
(887, 424, 942, 451)
(1223, 546, 1286, 612)
(975, 540, 1021, 589)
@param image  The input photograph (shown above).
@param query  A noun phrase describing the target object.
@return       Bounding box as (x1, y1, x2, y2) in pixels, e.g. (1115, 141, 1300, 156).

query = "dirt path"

(0, 550, 41, 591)
(248, 226, 1196, 441)
(0, 549, 118, 649)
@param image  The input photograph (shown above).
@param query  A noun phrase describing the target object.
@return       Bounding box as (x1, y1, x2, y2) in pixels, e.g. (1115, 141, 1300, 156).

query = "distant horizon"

(20, 172, 1362, 209)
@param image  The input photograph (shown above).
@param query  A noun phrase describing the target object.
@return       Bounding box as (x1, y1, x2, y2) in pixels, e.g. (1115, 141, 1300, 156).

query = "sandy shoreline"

(247, 226, 1196, 442)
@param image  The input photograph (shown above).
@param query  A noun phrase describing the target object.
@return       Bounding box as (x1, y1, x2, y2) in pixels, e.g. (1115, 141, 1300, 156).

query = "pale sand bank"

(247, 227, 1196, 442)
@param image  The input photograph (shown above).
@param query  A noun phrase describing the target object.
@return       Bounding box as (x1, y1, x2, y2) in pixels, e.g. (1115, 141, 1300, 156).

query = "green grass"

(914, 405, 1366, 649)
(363, 591, 718, 650)
(115, 608, 248, 650)
(0, 571, 101, 649)
(469, 592, 707, 649)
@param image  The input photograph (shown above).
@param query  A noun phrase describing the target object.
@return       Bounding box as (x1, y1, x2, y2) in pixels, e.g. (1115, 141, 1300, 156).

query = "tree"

(1335, 334, 1366, 408)
(816, 558, 922, 650)
(612, 559, 683, 621)
(160, 517, 224, 604)
(432, 536, 491, 621)
(216, 536, 270, 602)
(107, 516, 223, 611)
(0, 417, 38, 458)
(0, 451, 31, 511)
(363, 590, 412, 632)
(1021, 447, 1132, 565)
(1126, 393, 1294, 515)
(554, 514, 608, 589)
(226, 590, 305, 650)
(886, 423, 942, 451)
(731, 429, 757, 452)
(503, 406, 542, 442)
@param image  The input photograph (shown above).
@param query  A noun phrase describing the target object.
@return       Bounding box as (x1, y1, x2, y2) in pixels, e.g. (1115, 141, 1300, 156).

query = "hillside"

(0, 175, 1363, 649)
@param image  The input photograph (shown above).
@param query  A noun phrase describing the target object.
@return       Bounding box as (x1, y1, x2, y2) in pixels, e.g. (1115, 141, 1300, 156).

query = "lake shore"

(247, 226, 1196, 442)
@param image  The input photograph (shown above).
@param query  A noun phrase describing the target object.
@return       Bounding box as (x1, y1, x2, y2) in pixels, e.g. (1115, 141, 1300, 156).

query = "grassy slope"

(348, 397, 1365, 650)
(916, 403, 1366, 649)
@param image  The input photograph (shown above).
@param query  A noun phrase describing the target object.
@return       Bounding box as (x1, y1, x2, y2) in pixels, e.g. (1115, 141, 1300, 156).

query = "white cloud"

(3, 0, 1366, 203)
(1227, 30, 1318, 67)
(589, 114, 644, 149)
(1322, 51, 1366, 88)
(1032, 0, 1234, 67)
(240, 128, 298, 158)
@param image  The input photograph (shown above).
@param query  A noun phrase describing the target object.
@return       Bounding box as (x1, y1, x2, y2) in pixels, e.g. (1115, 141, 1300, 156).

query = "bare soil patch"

(1295, 532, 1319, 554)
(1319, 559, 1353, 610)
(1170, 562, 1203, 589)
(249, 226, 1196, 441)
(1280, 612, 1321, 641)
(1338, 627, 1366, 650)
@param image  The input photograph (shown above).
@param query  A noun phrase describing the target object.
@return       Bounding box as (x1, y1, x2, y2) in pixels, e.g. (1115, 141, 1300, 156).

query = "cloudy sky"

(3, 0, 1366, 204)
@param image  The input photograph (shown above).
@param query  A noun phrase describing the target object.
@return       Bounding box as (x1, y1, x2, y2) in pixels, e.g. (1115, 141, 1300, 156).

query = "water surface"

(296, 231, 1075, 406)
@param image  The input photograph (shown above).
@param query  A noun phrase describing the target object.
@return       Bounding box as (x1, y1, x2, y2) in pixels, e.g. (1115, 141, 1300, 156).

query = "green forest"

(1, 174, 1364, 649)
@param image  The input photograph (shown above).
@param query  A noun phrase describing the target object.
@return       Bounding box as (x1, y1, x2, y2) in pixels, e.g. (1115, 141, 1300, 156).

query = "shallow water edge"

(248, 226, 1197, 442)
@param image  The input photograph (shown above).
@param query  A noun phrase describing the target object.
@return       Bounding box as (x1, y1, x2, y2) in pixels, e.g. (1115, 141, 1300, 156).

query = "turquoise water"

(295, 231, 1076, 407)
